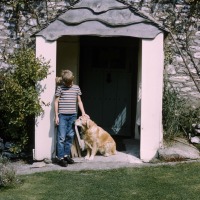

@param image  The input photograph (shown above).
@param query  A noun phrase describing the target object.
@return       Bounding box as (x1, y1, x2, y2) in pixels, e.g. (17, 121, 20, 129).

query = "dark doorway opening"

(79, 36, 139, 149)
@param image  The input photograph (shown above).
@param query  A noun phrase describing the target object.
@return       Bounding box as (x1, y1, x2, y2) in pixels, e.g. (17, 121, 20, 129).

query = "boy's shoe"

(58, 159, 68, 167)
(64, 155, 74, 164)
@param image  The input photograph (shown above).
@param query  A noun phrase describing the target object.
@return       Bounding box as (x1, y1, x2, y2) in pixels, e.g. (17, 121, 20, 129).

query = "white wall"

(140, 33, 164, 162)
(35, 36, 57, 160)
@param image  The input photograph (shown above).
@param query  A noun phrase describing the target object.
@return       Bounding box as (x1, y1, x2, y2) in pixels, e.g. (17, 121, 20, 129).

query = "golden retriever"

(75, 116, 116, 160)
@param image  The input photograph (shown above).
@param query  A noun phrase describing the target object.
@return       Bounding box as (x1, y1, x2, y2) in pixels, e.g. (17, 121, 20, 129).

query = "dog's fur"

(75, 116, 116, 160)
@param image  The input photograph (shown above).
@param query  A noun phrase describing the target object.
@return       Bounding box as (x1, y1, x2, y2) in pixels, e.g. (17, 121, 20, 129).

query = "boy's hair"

(61, 70, 74, 84)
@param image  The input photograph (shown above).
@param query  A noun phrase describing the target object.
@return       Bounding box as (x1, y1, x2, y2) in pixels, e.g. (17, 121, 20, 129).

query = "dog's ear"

(86, 119, 90, 129)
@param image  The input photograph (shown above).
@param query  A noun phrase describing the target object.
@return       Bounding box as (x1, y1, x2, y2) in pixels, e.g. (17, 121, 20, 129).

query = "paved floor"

(13, 138, 200, 175)
(95, 139, 141, 163)
(75, 139, 141, 163)
(14, 139, 145, 175)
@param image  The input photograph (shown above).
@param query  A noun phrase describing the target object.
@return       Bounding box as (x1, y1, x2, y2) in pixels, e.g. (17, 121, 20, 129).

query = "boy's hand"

(82, 113, 90, 119)
(55, 115, 59, 125)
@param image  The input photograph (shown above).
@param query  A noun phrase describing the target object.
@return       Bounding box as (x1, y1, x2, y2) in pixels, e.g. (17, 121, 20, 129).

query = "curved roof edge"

(33, 0, 169, 41)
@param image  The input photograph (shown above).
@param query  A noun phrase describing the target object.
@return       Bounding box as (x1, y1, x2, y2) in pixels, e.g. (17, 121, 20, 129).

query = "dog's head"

(75, 116, 91, 130)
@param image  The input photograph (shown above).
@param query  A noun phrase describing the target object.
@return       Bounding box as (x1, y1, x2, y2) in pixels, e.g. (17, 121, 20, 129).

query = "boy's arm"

(77, 95, 89, 118)
(55, 96, 60, 125)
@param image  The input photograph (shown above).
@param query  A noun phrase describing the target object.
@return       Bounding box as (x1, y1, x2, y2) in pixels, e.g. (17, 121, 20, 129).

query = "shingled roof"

(36, 0, 168, 41)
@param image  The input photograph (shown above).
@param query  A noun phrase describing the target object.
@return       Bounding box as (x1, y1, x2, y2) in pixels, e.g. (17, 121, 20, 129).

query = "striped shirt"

(55, 84, 82, 114)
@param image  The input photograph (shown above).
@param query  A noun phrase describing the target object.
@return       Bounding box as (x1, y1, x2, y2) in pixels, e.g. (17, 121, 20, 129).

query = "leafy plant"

(0, 156, 17, 188)
(162, 79, 200, 140)
(0, 47, 50, 153)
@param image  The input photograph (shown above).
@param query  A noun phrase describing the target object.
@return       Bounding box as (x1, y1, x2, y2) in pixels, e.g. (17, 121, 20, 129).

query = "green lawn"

(1, 162, 200, 200)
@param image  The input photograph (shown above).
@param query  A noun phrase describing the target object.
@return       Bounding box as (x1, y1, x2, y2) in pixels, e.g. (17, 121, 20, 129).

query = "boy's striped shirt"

(55, 84, 82, 114)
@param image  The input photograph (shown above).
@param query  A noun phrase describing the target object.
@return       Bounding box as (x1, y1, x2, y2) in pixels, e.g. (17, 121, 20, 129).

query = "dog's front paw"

(88, 156, 94, 160)
(85, 155, 90, 160)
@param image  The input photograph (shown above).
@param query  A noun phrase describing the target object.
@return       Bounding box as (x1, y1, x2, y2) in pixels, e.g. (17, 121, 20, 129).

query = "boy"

(55, 69, 88, 167)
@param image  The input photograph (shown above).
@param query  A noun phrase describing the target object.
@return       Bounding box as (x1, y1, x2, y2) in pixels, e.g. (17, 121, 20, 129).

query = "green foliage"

(0, 156, 17, 188)
(0, 48, 50, 153)
(162, 80, 200, 140)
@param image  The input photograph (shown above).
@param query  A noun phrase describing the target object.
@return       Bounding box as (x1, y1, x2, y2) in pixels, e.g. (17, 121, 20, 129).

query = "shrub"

(0, 156, 17, 188)
(162, 80, 200, 140)
(0, 47, 50, 153)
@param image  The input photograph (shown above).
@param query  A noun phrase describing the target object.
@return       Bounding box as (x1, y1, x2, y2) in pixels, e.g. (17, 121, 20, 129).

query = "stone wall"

(0, 0, 199, 105)
(130, 0, 200, 105)
(0, 1, 70, 68)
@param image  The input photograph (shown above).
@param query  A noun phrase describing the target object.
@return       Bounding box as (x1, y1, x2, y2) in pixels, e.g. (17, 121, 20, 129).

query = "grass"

(1, 162, 200, 200)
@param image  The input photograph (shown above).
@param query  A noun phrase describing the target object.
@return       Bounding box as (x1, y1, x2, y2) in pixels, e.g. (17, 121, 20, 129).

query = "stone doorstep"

(159, 137, 200, 161)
